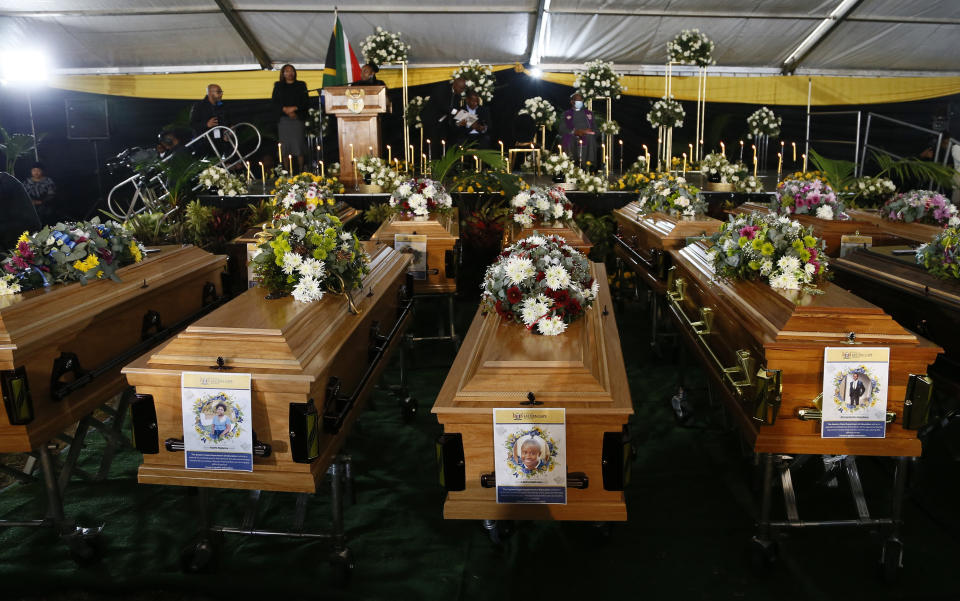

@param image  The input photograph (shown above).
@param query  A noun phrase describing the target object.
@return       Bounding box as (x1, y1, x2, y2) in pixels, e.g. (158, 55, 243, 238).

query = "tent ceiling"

(1, 0, 959, 76)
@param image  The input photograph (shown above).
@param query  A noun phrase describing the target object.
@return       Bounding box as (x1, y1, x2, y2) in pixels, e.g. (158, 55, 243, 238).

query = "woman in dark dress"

(272, 64, 309, 173)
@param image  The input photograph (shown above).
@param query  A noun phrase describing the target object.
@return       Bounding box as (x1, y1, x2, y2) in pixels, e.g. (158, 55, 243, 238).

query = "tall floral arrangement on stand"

(388, 178, 453, 217)
(304, 107, 328, 138)
(573, 60, 624, 100)
(747, 107, 781, 139)
(452, 60, 495, 102)
(251, 213, 368, 303)
(647, 98, 685, 129)
(1, 218, 146, 294)
(510, 186, 573, 227)
(597, 119, 621, 136)
(667, 29, 716, 66)
(916, 226, 960, 280)
(774, 177, 844, 220)
(881, 190, 959, 227)
(199, 165, 247, 197)
(404, 96, 430, 129)
(518, 97, 558, 129)
(542, 152, 577, 179)
(709, 212, 828, 292)
(360, 27, 409, 65)
(481, 235, 599, 336)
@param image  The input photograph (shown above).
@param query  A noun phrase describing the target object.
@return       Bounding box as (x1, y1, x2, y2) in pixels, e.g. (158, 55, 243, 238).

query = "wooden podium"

(323, 86, 388, 187)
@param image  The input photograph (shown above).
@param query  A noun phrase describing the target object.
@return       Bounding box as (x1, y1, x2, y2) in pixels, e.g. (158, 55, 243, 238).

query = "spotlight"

(530, 68, 542, 79)
(0, 49, 50, 86)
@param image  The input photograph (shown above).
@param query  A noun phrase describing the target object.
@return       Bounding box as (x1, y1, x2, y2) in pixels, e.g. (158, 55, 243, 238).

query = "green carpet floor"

(1, 293, 959, 601)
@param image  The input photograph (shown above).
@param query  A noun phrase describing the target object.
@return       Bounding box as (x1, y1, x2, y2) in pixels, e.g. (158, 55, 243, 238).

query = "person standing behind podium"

(190, 84, 228, 139)
(349, 63, 386, 88)
(272, 64, 309, 173)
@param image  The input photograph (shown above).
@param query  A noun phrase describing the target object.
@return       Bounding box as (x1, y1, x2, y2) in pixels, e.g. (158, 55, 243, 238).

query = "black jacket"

(349, 77, 386, 87)
(189, 97, 228, 138)
(272, 80, 310, 120)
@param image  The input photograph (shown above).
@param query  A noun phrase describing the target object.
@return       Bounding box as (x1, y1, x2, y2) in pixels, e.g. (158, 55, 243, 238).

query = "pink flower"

(739, 225, 759, 240)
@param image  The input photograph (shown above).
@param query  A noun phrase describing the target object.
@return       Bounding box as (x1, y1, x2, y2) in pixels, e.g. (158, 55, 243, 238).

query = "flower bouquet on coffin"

(388, 178, 453, 218)
(881, 190, 959, 227)
(843, 176, 896, 208)
(700, 152, 764, 193)
(511, 186, 574, 228)
(199, 164, 248, 197)
(916, 225, 960, 280)
(481, 235, 599, 336)
(251, 212, 369, 309)
(637, 175, 707, 217)
(773, 176, 845, 220)
(360, 27, 410, 65)
(1, 218, 146, 294)
(272, 173, 339, 220)
(708, 212, 828, 292)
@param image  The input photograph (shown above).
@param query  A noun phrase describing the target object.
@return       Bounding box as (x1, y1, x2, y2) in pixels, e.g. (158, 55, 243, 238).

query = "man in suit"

(189, 84, 228, 139)
(451, 89, 491, 149)
(848, 372, 866, 407)
(427, 77, 466, 143)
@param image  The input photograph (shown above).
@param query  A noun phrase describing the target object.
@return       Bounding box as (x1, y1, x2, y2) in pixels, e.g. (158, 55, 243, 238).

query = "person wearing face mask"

(559, 91, 596, 169)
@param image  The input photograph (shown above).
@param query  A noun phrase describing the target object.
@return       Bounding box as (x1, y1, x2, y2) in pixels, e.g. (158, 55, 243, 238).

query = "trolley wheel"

(65, 526, 104, 565)
(749, 536, 778, 571)
(330, 547, 354, 586)
(880, 537, 903, 583)
(180, 536, 218, 573)
(399, 396, 418, 422)
(482, 519, 512, 545)
(592, 521, 613, 540)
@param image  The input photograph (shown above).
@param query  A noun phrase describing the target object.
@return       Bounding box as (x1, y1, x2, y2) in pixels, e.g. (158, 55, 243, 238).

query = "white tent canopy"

(1, 0, 959, 76)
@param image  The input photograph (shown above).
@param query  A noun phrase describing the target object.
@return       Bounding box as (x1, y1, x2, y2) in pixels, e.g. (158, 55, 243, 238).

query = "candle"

(753, 155, 758, 178)
(368, 146, 373, 157)
(288, 154, 293, 174)
(780, 140, 785, 156)
(387, 145, 391, 164)
(441, 139, 446, 157)
(427, 139, 432, 160)
(752, 144, 757, 163)
(394, 158, 399, 171)
(802, 153, 808, 173)
(408, 145, 414, 171)
(245, 160, 251, 182)
(720, 141, 725, 157)
(499, 140, 504, 158)
(557, 144, 562, 156)
(578, 138, 583, 166)
(642, 144, 649, 170)
(682, 152, 687, 176)
(618, 140, 624, 176)
(792, 142, 797, 162)
(353, 159, 358, 184)
(688, 143, 693, 159)
(777, 152, 783, 181)
(277, 142, 282, 164)
(259, 161, 265, 182)
(320, 161, 324, 178)
(349, 143, 354, 165)
(739, 140, 744, 162)
(422, 153, 427, 176)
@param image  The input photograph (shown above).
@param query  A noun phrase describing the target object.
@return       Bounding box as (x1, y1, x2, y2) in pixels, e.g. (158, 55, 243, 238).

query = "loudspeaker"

(65, 97, 110, 140)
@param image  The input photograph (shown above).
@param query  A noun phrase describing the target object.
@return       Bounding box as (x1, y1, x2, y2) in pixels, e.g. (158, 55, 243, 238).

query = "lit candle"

(642, 144, 649, 170)
(394, 158, 399, 171)
(777, 152, 783, 180)
(288, 154, 293, 174)
(720, 141, 725, 157)
(422, 153, 427, 176)
(688, 143, 693, 159)
(739, 140, 744, 162)
(618, 139, 624, 176)
(320, 161, 324, 178)
(427, 139, 432, 160)
(557, 144, 562, 156)
(499, 140, 504, 158)
(753, 155, 758, 178)
(578, 138, 583, 166)
(682, 152, 687, 176)
(792, 142, 797, 162)
(780, 140, 785, 156)
(387, 145, 391, 164)
(245, 160, 251, 182)
(441, 139, 446, 157)
(259, 161, 265, 182)
(474, 155, 480, 171)
(353, 158, 358, 183)
(349, 143, 354, 164)
(408, 145, 414, 169)
(368, 146, 373, 157)
(802, 153, 808, 173)
(277, 142, 282, 164)
(602, 142, 606, 166)
(752, 144, 757, 163)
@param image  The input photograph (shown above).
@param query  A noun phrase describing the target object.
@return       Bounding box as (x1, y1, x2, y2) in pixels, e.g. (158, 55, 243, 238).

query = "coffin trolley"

(122, 243, 412, 579)
(433, 263, 632, 540)
(369, 210, 461, 348)
(663, 241, 941, 579)
(0, 245, 228, 560)
(612, 202, 721, 350)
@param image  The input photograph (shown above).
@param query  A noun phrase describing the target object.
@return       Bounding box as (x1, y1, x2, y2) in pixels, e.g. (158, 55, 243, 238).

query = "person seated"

(451, 90, 492, 150)
(559, 91, 597, 169)
(350, 63, 386, 87)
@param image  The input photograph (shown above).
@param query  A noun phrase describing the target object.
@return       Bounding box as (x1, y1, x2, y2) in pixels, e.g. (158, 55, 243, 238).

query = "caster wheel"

(880, 537, 902, 583)
(750, 536, 778, 571)
(330, 548, 354, 585)
(482, 520, 512, 545)
(180, 537, 217, 573)
(399, 397, 418, 422)
(65, 529, 103, 565)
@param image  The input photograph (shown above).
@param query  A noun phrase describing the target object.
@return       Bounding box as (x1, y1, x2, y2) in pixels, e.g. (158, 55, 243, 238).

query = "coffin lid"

(833, 246, 960, 310)
(0, 245, 224, 350)
(845, 209, 944, 244)
(674, 242, 926, 347)
(433, 263, 632, 416)
(369, 210, 459, 242)
(132, 243, 408, 382)
(614, 202, 721, 250)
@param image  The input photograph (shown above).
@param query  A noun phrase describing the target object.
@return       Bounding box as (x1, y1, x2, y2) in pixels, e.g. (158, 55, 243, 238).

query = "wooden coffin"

(369, 209, 459, 294)
(730, 202, 903, 257)
(832, 246, 960, 401)
(845, 209, 943, 243)
(226, 203, 361, 292)
(666, 242, 942, 457)
(504, 220, 592, 254)
(122, 243, 411, 493)
(432, 263, 633, 521)
(613, 201, 721, 293)
(0, 245, 227, 453)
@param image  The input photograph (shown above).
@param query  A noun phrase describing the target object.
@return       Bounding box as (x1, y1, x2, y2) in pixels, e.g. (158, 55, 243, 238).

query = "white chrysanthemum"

(0, 276, 21, 296)
(777, 255, 801, 274)
(281, 252, 303, 275)
(769, 271, 799, 290)
(511, 192, 530, 208)
(526, 235, 547, 246)
(535, 197, 550, 211)
(760, 259, 774, 276)
(340, 232, 353, 241)
(815, 205, 834, 220)
(520, 295, 551, 326)
(514, 212, 534, 227)
(537, 315, 568, 336)
(504, 256, 535, 286)
(397, 183, 412, 197)
(292, 276, 323, 303)
(550, 203, 566, 219)
(544, 264, 571, 290)
(589, 279, 600, 299)
(297, 257, 326, 279)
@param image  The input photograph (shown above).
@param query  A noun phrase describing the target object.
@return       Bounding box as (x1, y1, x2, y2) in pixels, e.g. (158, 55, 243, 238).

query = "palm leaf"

(872, 150, 958, 189)
(431, 145, 506, 184)
(808, 148, 855, 190)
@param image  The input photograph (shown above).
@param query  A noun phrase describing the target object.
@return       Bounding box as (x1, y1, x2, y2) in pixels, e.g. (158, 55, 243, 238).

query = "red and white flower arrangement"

(481, 235, 598, 336)
(388, 178, 453, 217)
(510, 186, 574, 227)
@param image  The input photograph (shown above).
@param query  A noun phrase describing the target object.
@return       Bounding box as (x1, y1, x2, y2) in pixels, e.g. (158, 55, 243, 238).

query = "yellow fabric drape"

(538, 70, 960, 106)
(48, 65, 516, 100)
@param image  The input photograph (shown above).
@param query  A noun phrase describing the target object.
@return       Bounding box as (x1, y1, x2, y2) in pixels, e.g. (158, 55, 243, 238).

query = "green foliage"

(431, 146, 506, 185)
(118, 211, 171, 246)
(184, 200, 213, 246)
(245, 200, 275, 229)
(811, 147, 959, 193)
(575, 213, 615, 264)
(364, 202, 396, 224)
(808, 149, 855, 192)
(0, 126, 42, 174)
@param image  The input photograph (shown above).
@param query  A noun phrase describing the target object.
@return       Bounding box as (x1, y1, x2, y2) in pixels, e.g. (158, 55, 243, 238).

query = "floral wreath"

(192, 392, 245, 444)
(831, 365, 882, 414)
(503, 426, 560, 479)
